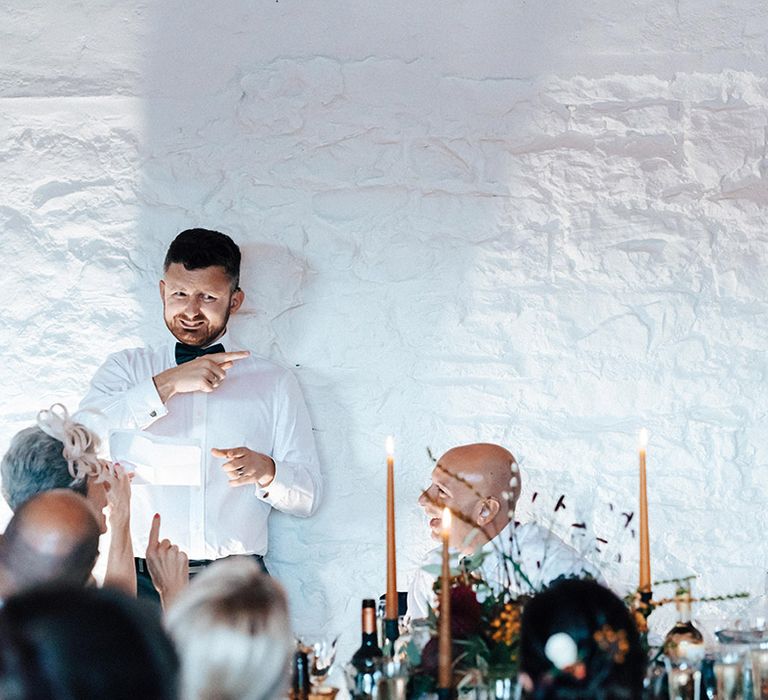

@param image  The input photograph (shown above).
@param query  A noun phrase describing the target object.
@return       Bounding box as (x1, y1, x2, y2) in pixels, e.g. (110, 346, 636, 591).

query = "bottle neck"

(676, 596, 692, 624)
(361, 605, 377, 643)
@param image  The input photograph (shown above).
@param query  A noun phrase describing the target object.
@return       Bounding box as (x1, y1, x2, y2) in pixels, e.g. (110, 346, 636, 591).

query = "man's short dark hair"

(164, 228, 241, 291)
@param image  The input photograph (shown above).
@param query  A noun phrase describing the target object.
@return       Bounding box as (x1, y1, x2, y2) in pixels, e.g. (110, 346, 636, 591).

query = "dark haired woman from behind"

(519, 578, 646, 700)
(0, 585, 178, 700)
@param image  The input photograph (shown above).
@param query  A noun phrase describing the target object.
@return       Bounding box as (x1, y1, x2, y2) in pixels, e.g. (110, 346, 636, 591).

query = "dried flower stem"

(653, 575, 696, 586)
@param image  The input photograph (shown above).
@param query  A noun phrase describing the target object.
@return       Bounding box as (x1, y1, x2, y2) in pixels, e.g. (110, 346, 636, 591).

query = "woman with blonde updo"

(0, 403, 135, 594)
(166, 557, 294, 700)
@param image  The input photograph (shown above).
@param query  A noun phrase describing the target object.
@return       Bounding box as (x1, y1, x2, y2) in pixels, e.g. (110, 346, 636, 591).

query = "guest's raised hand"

(152, 351, 249, 402)
(104, 462, 132, 529)
(103, 462, 136, 596)
(211, 446, 276, 488)
(145, 513, 189, 610)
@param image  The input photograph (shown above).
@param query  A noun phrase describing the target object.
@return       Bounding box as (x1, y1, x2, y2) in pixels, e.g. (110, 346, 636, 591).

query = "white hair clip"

(36, 403, 109, 482)
(544, 632, 579, 670)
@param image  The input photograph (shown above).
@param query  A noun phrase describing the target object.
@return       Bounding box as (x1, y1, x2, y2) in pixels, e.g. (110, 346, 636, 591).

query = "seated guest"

(166, 558, 293, 700)
(0, 585, 178, 700)
(408, 443, 598, 619)
(0, 490, 100, 599)
(0, 403, 135, 594)
(519, 578, 645, 699)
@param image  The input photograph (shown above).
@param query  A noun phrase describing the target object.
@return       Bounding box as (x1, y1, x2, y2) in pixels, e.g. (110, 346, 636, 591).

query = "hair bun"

(36, 403, 105, 481)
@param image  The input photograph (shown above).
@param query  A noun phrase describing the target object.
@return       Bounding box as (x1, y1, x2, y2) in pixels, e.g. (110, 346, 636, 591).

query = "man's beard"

(165, 309, 230, 347)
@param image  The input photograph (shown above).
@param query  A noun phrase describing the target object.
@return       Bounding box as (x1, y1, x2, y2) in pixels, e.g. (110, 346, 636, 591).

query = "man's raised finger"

(211, 447, 246, 459)
(148, 513, 161, 547)
(208, 351, 250, 365)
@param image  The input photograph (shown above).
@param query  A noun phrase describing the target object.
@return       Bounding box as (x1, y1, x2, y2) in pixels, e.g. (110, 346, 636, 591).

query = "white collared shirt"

(407, 521, 599, 619)
(79, 332, 321, 560)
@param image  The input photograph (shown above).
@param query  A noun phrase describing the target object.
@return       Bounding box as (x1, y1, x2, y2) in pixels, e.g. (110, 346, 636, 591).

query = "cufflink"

(149, 410, 157, 418)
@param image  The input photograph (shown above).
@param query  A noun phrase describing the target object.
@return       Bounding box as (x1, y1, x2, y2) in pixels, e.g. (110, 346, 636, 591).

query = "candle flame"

(385, 435, 395, 456)
(638, 428, 649, 450)
(442, 507, 452, 534)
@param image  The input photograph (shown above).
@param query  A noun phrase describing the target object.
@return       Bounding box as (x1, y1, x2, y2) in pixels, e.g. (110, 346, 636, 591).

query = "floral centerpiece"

(416, 563, 531, 689)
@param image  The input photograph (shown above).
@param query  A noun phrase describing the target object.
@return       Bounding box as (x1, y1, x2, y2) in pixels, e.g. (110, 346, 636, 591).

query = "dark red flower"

(442, 584, 482, 638)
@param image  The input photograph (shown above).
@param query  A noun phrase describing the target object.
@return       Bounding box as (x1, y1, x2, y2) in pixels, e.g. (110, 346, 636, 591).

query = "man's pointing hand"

(153, 351, 250, 403)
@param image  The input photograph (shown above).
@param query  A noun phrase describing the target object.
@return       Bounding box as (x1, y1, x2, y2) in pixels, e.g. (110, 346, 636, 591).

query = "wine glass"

(310, 634, 339, 689)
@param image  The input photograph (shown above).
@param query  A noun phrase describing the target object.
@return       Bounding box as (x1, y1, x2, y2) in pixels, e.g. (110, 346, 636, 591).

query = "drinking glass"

(407, 618, 431, 653)
(310, 635, 340, 689)
(712, 646, 744, 700)
(751, 645, 768, 700)
(665, 656, 701, 700)
(455, 667, 488, 700)
(375, 657, 409, 700)
(643, 655, 668, 700)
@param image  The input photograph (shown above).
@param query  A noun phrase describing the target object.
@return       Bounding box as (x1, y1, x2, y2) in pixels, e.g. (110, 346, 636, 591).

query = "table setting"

(293, 433, 760, 700)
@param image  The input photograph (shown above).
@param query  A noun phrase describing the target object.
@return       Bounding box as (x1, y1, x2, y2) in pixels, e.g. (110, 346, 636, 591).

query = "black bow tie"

(175, 342, 226, 366)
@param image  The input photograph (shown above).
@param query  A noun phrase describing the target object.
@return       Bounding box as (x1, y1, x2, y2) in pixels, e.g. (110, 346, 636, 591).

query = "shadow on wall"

(235, 242, 311, 361)
(134, 0, 579, 646)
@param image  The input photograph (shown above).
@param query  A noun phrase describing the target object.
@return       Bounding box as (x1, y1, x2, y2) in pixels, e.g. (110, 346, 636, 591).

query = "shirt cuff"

(127, 378, 168, 428)
(255, 459, 295, 504)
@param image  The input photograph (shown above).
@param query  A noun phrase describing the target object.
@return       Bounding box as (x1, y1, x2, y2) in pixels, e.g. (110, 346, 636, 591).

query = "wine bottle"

(663, 585, 704, 663)
(290, 647, 310, 700)
(349, 599, 383, 699)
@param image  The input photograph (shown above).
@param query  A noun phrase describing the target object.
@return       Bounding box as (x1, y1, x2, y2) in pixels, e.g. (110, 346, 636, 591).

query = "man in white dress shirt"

(80, 228, 321, 599)
(408, 443, 596, 619)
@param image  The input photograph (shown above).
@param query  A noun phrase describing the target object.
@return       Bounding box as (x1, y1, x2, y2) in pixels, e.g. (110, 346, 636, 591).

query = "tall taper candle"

(638, 428, 651, 592)
(385, 436, 398, 629)
(438, 507, 452, 692)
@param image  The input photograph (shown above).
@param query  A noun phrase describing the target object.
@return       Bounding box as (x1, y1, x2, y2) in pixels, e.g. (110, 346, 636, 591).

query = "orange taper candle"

(438, 507, 452, 690)
(638, 428, 651, 592)
(385, 436, 398, 622)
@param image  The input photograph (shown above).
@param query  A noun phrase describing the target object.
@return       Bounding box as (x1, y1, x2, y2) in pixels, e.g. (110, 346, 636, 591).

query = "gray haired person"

(0, 404, 135, 594)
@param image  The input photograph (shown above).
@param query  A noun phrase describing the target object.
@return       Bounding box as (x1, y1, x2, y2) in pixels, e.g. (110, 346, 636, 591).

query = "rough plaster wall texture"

(2, 1, 768, 650)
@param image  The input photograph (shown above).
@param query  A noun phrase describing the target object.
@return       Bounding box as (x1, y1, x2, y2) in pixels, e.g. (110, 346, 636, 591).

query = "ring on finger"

(236, 467, 245, 476)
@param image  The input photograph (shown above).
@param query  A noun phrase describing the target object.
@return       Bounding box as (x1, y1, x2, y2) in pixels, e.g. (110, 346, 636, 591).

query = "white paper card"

(109, 430, 202, 486)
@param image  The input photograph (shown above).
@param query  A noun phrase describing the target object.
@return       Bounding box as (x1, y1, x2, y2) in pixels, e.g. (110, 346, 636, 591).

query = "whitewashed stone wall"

(2, 1, 768, 650)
